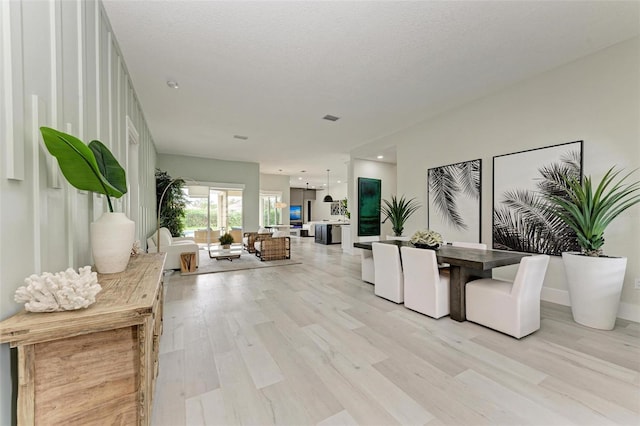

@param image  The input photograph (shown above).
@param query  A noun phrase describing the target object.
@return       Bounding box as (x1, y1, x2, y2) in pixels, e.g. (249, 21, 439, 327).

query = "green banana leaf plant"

(39, 127, 127, 212)
(381, 195, 421, 236)
(546, 167, 640, 256)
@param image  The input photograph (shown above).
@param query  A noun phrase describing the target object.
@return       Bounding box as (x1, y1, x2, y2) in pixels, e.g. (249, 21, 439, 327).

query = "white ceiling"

(102, 0, 639, 188)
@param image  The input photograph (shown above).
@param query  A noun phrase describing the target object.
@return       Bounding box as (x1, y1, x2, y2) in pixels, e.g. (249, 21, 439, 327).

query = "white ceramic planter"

(562, 252, 627, 330)
(90, 212, 135, 274)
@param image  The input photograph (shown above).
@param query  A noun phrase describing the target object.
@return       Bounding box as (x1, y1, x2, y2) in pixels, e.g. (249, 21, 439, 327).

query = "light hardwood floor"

(152, 237, 640, 426)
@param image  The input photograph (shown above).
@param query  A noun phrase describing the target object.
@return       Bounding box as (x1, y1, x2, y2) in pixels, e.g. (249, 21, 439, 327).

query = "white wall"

(157, 154, 260, 232)
(311, 181, 348, 221)
(260, 173, 291, 226)
(0, 1, 158, 423)
(379, 37, 640, 318)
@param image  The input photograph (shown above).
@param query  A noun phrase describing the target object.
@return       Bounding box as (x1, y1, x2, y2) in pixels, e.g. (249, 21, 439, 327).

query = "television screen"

(290, 205, 302, 221)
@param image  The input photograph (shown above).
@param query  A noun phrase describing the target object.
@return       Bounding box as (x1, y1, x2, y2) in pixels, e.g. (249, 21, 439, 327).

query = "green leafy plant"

(39, 127, 127, 212)
(493, 150, 581, 255)
(546, 167, 640, 257)
(381, 195, 421, 236)
(341, 198, 350, 219)
(219, 232, 235, 246)
(155, 169, 187, 237)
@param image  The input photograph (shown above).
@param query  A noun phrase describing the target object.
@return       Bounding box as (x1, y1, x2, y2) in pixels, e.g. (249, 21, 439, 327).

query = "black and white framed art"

(493, 140, 583, 255)
(427, 159, 481, 243)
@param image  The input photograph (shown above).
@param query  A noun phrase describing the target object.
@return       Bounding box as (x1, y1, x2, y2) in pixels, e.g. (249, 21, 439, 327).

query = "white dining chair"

(361, 249, 375, 284)
(401, 246, 450, 318)
(438, 241, 486, 269)
(386, 235, 411, 241)
(451, 241, 487, 250)
(466, 255, 550, 338)
(372, 243, 404, 303)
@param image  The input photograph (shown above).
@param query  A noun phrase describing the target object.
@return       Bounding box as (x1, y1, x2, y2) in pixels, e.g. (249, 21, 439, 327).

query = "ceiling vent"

(323, 115, 340, 122)
(233, 135, 248, 140)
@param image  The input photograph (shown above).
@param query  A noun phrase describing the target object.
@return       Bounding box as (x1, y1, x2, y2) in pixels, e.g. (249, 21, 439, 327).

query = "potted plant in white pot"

(40, 127, 134, 274)
(546, 167, 640, 330)
(219, 232, 234, 249)
(381, 195, 421, 241)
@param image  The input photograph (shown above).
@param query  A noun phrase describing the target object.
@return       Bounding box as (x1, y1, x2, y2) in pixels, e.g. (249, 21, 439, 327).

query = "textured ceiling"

(102, 0, 639, 188)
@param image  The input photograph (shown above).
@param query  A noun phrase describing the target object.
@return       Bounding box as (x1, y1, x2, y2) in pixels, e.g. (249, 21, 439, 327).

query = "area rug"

(181, 249, 301, 276)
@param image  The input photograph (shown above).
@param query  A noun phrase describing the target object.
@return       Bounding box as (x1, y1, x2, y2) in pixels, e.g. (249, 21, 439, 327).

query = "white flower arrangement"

(410, 229, 444, 247)
(14, 266, 102, 312)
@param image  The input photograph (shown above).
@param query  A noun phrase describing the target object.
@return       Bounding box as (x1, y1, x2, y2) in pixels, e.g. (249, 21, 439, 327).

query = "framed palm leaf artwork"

(428, 159, 481, 243)
(493, 140, 583, 255)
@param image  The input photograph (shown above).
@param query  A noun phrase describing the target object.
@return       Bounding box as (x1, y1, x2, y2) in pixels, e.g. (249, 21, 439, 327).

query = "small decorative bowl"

(413, 243, 440, 250)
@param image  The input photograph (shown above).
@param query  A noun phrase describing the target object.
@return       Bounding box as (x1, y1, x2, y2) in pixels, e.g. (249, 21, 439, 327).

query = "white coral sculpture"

(14, 266, 102, 312)
(410, 229, 444, 246)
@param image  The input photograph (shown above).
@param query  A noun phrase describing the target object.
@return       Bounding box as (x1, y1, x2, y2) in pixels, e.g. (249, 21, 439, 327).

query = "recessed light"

(377, 155, 384, 159)
(166, 80, 179, 89)
(337, 180, 341, 183)
(233, 135, 248, 140)
(323, 114, 340, 122)
(298, 177, 302, 180)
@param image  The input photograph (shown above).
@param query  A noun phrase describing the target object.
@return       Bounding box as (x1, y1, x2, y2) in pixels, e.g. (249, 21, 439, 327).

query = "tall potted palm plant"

(381, 195, 421, 239)
(155, 169, 187, 237)
(546, 167, 640, 330)
(40, 127, 133, 274)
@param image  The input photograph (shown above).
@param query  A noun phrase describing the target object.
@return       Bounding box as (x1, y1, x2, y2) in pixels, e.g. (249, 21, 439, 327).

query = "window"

(183, 185, 243, 237)
(260, 193, 282, 226)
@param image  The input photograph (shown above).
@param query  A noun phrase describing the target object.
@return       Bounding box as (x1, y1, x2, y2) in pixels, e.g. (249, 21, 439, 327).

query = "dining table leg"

(449, 266, 492, 321)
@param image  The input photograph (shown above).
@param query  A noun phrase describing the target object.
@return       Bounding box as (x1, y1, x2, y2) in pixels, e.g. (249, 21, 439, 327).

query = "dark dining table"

(354, 240, 529, 321)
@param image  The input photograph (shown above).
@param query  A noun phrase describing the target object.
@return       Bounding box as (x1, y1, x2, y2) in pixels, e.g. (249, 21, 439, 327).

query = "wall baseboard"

(541, 287, 571, 306)
(541, 287, 639, 323)
(617, 302, 640, 323)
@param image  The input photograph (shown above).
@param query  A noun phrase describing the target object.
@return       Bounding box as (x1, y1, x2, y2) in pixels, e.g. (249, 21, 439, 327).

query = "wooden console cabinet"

(0, 253, 166, 425)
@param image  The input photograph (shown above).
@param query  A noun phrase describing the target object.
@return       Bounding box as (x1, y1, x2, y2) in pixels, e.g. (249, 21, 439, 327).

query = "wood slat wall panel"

(1, 0, 25, 181)
(2, 2, 160, 423)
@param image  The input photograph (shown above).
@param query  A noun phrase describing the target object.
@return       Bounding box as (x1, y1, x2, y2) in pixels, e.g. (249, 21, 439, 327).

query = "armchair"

(254, 231, 290, 261)
(372, 242, 403, 303)
(401, 246, 450, 318)
(466, 255, 550, 338)
(243, 229, 272, 253)
(147, 227, 199, 270)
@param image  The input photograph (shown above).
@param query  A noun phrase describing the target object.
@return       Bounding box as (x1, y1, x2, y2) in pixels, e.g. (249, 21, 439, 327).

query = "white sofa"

(147, 227, 199, 270)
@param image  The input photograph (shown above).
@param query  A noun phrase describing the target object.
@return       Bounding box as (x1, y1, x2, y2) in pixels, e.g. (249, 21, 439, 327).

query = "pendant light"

(323, 169, 334, 202)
